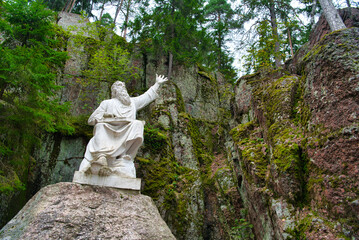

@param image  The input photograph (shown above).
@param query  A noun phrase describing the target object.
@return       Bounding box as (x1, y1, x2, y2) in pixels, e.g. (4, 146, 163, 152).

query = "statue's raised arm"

(132, 74, 168, 111)
(77, 74, 168, 179)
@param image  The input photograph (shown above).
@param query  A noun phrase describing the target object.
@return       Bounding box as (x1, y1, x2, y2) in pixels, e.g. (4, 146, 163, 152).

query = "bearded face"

(111, 81, 131, 106)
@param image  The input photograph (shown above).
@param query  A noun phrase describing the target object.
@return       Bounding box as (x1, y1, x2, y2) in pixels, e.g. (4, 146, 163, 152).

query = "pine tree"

(204, 0, 240, 74)
(242, 0, 308, 72)
(131, 0, 207, 79)
(130, 0, 237, 81)
(0, 0, 73, 192)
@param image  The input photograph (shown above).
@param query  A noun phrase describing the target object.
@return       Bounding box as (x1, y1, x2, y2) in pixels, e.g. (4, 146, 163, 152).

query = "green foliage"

(203, 0, 240, 79)
(0, 0, 73, 193)
(43, 0, 100, 18)
(0, 0, 55, 47)
(244, 20, 279, 72)
(241, 0, 309, 73)
(43, 0, 67, 11)
(83, 45, 136, 85)
(69, 19, 138, 94)
(131, 0, 204, 61)
(100, 13, 114, 27)
(130, 0, 237, 82)
(231, 218, 255, 239)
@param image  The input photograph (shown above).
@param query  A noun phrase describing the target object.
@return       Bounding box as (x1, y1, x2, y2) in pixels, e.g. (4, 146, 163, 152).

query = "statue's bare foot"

(82, 164, 92, 175)
(98, 166, 112, 176)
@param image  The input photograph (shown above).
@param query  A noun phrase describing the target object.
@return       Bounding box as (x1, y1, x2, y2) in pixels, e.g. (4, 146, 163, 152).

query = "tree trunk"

(287, 28, 294, 56)
(346, 0, 351, 8)
(68, 0, 77, 13)
(217, 13, 222, 69)
(99, 1, 106, 21)
(167, 2, 175, 80)
(62, 0, 71, 12)
(310, 0, 318, 27)
(168, 52, 173, 80)
(122, 0, 132, 40)
(113, 0, 124, 24)
(318, 0, 346, 31)
(63, 0, 76, 12)
(269, 1, 281, 68)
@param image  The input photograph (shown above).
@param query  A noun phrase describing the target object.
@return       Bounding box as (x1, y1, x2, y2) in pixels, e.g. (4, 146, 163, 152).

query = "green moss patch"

(0, 164, 25, 194)
(230, 122, 269, 184)
(230, 121, 255, 144)
(143, 125, 168, 154)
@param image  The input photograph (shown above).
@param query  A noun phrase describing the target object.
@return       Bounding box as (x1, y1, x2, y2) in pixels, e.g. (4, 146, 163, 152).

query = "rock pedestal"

(0, 182, 176, 240)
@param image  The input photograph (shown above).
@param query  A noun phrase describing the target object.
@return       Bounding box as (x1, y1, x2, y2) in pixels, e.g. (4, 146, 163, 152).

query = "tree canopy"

(0, 0, 73, 192)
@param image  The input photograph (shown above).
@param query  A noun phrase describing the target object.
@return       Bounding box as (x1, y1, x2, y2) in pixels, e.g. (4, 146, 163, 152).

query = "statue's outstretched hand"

(156, 74, 168, 85)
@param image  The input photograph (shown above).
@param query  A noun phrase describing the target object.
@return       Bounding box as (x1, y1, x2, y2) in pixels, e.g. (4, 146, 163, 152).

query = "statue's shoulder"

(100, 98, 116, 105)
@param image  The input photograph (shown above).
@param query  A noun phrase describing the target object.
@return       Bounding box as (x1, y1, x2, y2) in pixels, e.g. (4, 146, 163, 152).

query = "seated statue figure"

(78, 74, 168, 178)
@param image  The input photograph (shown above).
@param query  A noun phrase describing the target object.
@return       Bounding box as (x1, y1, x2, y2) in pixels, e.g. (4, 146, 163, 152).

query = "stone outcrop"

(310, 8, 359, 47)
(231, 27, 359, 239)
(0, 182, 175, 240)
(133, 64, 246, 240)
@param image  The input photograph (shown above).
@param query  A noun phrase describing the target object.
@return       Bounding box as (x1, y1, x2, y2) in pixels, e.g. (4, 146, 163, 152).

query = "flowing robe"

(79, 86, 158, 170)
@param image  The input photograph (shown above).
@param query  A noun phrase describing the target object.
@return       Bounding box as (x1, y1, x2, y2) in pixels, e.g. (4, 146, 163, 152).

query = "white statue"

(78, 74, 168, 178)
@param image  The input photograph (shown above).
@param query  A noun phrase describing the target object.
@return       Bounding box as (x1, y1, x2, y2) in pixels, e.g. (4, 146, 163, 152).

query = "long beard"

(117, 91, 131, 106)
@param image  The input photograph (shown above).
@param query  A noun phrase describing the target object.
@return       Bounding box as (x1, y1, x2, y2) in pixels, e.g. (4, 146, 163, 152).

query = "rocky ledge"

(0, 182, 175, 240)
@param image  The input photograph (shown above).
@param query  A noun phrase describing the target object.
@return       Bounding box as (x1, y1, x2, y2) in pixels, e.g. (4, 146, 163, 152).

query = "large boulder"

(0, 182, 175, 240)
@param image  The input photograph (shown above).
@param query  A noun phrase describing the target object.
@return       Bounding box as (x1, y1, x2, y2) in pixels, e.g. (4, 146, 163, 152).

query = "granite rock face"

(134, 65, 245, 240)
(0, 182, 175, 240)
(231, 26, 359, 239)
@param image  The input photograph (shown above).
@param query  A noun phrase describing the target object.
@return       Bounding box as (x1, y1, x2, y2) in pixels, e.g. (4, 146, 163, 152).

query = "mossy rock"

(230, 121, 256, 144)
(257, 75, 299, 126)
(0, 166, 25, 194)
(268, 121, 309, 205)
(143, 125, 168, 154)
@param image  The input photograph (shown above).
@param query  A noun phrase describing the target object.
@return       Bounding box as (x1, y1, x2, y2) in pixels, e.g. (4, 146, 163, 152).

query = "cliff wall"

(1, 11, 358, 240)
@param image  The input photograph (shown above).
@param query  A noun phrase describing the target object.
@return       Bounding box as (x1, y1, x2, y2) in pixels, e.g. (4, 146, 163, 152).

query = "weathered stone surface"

(286, 8, 359, 75)
(134, 58, 245, 239)
(303, 28, 359, 129)
(302, 28, 359, 238)
(30, 135, 86, 195)
(57, 12, 90, 34)
(231, 26, 359, 239)
(0, 182, 175, 240)
(309, 8, 359, 47)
